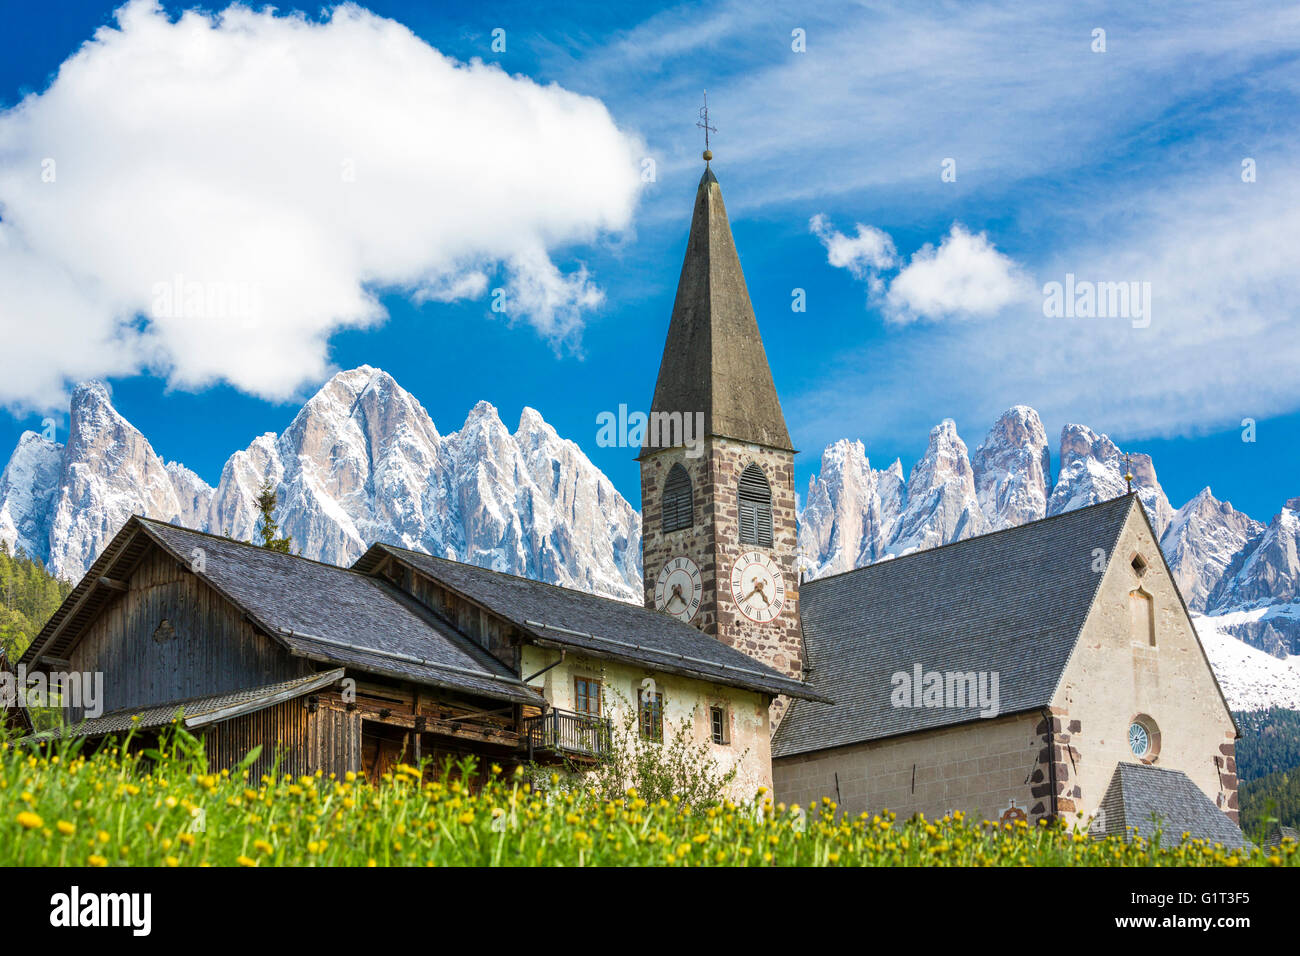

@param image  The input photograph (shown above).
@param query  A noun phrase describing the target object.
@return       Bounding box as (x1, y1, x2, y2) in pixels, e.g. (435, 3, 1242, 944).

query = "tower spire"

(642, 165, 793, 455)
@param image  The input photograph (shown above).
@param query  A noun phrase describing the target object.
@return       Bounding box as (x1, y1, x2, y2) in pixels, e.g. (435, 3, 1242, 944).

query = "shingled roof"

(641, 166, 793, 454)
(23, 518, 542, 707)
(1093, 763, 1248, 848)
(773, 496, 1139, 758)
(27, 669, 345, 741)
(353, 544, 828, 703)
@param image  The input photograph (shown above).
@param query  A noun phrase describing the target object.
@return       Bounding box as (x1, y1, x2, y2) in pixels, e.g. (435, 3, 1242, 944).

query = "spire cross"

(1123, 453, 1134, 494)
(697, 90, 716, 162)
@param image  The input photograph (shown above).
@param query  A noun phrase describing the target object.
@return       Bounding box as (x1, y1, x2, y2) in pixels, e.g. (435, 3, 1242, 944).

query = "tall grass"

(2, 726, 1294, 867)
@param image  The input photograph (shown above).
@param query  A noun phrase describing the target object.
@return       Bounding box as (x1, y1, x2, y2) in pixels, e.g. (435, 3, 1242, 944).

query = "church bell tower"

(638, 158, 803, 710)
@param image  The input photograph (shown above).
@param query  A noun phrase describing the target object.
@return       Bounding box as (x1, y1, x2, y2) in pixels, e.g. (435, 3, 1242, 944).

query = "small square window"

(1131, 554, 1148, 577)
(710, 705, 729, 745)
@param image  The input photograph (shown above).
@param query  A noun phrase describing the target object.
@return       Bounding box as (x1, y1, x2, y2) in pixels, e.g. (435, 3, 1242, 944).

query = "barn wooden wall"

(200, 699, 362, 781)
(67, 549, 308, 721)
(307, 704, 363, 779)
(392, 565, 518, 670)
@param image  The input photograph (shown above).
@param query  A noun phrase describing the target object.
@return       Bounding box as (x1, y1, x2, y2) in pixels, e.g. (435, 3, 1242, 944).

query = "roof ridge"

(803, 494, 1139, 589)
(1118, 761, 1192, 777)
(137, 516, 379, 577)
(368, 542, 660, 616)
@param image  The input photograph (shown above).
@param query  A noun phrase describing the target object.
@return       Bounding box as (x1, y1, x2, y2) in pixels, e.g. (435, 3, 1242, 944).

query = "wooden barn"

(13, 516, 816, 790)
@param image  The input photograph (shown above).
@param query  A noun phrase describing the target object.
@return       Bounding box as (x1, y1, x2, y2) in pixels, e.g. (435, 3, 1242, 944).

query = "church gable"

(1051, 500, 1237, 823)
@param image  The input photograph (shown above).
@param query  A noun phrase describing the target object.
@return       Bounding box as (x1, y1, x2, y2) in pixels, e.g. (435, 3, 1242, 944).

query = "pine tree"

(0, 543, 71, 659)
(255, 480, 293, 554)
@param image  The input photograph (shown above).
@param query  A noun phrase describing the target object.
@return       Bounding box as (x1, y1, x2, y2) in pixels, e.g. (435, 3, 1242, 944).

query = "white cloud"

(883, 224, 1033, 323)
(501, 249, 604, 344)
(812, 217, 1030, 322)
(0, 0, 645, 410)
(809, 214, 895, 284)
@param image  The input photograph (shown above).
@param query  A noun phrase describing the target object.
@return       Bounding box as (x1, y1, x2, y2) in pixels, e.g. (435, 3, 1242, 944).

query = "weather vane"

(1123, 453, 1134, 494)
(697, 90, 716, 163)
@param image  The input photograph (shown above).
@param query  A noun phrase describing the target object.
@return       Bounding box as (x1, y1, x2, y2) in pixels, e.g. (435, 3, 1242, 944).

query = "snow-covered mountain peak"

(1048, 423, 1174, 536)
(42, 379, 192, 577)
(516, 405, 554, 436)
(798, 438, 897, 578)
(1160, 486, 1264, 612)
(971, 405, 1051, 530)
(0, 431, 64, 558)
(886, 418, 985, 556)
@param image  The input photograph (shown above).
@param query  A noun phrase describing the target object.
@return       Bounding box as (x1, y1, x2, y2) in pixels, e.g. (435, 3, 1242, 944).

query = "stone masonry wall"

(774, 711, 1047, 822)
(641, 436, 802, 728)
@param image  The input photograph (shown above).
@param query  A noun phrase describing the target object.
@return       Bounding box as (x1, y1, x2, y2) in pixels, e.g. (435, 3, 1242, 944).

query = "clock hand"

(740, 583, 771, 607)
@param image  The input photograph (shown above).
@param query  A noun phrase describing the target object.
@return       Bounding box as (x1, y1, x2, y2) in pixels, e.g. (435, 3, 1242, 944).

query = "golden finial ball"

(702, 149, 713, 162)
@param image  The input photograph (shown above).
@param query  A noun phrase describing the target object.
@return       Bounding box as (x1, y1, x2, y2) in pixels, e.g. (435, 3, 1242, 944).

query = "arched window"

(1130, 588, 1155, 646)
(662, 463, 693, 532)
(738, 464, 773, 547)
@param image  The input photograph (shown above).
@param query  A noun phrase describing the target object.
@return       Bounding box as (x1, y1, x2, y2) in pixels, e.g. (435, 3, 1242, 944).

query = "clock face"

(730, 551, 786, 623)
(655, 556, 702, 623)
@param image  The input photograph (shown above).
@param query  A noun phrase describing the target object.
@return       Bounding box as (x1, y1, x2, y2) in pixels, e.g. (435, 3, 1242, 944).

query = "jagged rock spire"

(646, 167, 793, 452)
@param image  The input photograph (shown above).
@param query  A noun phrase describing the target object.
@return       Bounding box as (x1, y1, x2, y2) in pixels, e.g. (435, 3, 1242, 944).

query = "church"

(636, 158, 1242, 843)
(11, 157, 1244, 844)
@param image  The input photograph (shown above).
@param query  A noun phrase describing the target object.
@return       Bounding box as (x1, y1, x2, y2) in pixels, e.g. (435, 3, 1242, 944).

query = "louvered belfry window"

(662, 463, 693, 532)
(738, 464, 773, 546)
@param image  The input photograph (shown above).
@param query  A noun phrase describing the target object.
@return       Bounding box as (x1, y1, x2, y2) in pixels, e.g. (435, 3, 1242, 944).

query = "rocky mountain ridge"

(798, 405, 1299, 660)
(0, 367, 643, 601)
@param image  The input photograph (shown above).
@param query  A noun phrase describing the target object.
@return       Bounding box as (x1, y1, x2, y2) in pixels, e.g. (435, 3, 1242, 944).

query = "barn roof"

(25, 669, 345, 740)
(1093, 763, 1248, 848)
(773, 496, 1138, 758)
(22, 518, 542, 707)
(354, 544, 828, 703)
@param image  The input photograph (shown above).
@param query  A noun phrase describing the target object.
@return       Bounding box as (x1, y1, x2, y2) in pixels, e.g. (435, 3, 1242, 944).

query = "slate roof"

(1262, 824, 1300, 848)
(1093, 763, 1249, 848)
(642, 166, 793, 453)
(25, 518, 542, 707)
(354, 544, 828, 702)
(773, 496, 1138, 758)
(26, 670, 345, 740)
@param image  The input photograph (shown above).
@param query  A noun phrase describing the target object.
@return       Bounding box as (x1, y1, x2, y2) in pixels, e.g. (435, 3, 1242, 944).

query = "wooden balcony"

(521, 708, 611, 760)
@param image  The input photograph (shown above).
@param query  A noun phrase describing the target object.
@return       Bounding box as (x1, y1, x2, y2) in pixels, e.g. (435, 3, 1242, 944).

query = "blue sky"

(1, 0, 1298, 520)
